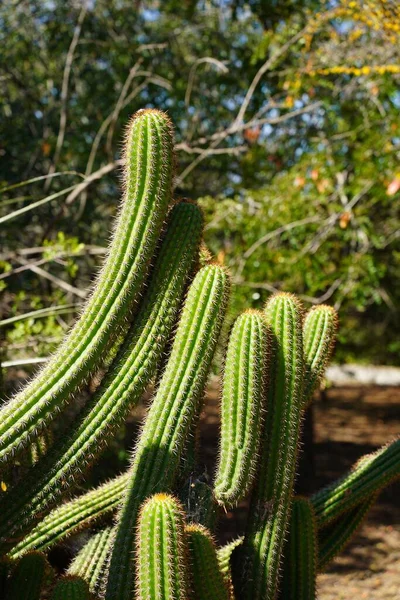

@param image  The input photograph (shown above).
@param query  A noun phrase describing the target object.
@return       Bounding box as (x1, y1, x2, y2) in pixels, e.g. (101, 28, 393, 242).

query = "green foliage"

(67, 527, 113, 594)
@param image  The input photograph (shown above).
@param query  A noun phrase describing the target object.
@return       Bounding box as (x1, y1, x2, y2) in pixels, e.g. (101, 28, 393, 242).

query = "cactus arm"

(0, 109, 174, 462)
(242, 293, 304, 600)
(214, 311, 268, 508)
(50, 575, 91, 600)
(105, 264, 229, 600)
(311, 438, 400, 527)
(0, 201, 202, 548)
(186, 524, 230, 600)
(281, 497, 317, 600)
(303, 305, 338, 407)
(6, 552, 51, 600)
(136, 494, 188, 600)
(67, 527, 114, 593)
(8, 473, 128, 559)
(318, 494, 376, 571)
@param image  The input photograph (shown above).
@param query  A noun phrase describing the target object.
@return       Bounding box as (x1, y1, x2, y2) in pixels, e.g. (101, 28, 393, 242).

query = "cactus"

(241, 293, 304, 600)
(0, 109, 174, 463)
(0, 200, 202, 547)
(281, 497, 317, 600)
(136, 494, 188, 600)
(68, 527, 113, 593)
(2, 110, 398, 600)
(318, 494, 376, 571)
(214, 311, 268, 507)
(303, 305, 338, 406)
(186, 524, 230, 600)
(105, 264, 229, 600)
(51, 575, 91, 600)
(5, 552, 51, 600)
(311, 438, 400, 527)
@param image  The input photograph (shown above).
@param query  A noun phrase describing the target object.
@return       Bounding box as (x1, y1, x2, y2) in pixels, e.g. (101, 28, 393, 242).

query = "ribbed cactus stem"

(311, 438, 400, 527)
(136, 494, 188, 600)
(214, 311, 268, 507)
(51, 576, 91, 600)
(0, 109, 174, 462)
(303, 305, 338, 406)
(6, 552, 50, 600)
(241, 292, 304, 600)
(186, 524, 230, 600)
(8, 473, 127, 559)
(68, 527, 113, 593)
(0, 201, 202, 549)
(318, 494, 376, 571)
(281, 497, 317, 600)
(105, 264, 229, 600)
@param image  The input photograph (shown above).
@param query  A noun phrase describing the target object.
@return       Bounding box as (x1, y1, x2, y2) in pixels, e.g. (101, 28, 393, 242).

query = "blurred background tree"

(1, 0, 399, 365)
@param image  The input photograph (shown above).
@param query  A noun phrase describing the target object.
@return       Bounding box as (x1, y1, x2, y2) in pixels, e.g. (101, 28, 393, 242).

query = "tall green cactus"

(136, 494, 188, 600)
(303, 305, 338, 406)
(318, 495, 377, 571)
(241, 293, 304, 600)
(68, 527, 113, 593)
(5, 552, 51, 600)
(0, 109, 174, 463)
(0, 200, 202, 547)
(186, 524, 230, 600)
(311, 438, 400, 527)
(214, 311, 268, 507)
(51, 576, 91, 600)
(281, 497, 317, 600)
(105, 264, 229, 600)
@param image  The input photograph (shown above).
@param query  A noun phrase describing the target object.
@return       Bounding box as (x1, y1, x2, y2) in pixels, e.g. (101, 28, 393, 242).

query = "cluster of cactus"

(0, 109, 399, 600)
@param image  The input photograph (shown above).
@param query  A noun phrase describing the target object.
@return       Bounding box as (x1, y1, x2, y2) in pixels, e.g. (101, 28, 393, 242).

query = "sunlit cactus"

(105, 264, 229, 600)
(1, 109, 397, 600)
(186, 524, 230, 600)
(0, 109, 174, 463)
(136, 494, 188, 600)
(281, 497, 317, 600)
(241, 293, 304, 600)
(214, 310, 269, 507)
(0, 200, 202, 547)
(68, 527, 113, 594)
(303, 305, 338, 406)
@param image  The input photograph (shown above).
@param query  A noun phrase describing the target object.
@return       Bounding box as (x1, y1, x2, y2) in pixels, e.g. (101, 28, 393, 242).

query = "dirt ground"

(198, 383, 400, 599)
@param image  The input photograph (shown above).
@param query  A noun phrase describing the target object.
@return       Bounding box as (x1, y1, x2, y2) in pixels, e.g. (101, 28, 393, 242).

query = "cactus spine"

(6, 552, 50, 600)
(179, 479, 217, 531)
(68, 527, 113, 593)
(136, 494, 188, 600)
(303, 305, 338, 406)
(241, 293, 304, 600)
(51, 576, 91, 600)
(186, 524, 229, 600)
(105, 264, 229, 600)
(311, 438, 400, 526)
(318, 494, 376, 570)
(0, 110, 174, 462)
(281, 497, 317, 600)
(214, 311, 268, 507)
(0, 200, 202, 548)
